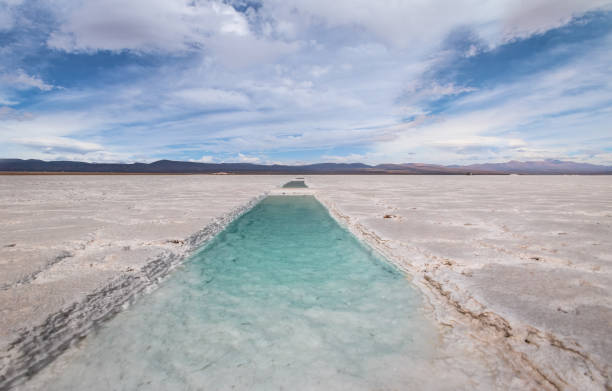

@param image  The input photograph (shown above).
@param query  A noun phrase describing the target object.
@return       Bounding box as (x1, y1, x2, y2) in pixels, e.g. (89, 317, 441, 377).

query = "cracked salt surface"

(23, 196, 440, 390)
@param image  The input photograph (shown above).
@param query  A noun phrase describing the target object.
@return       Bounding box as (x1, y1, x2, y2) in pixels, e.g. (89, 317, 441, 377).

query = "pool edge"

(312, 191, 607, 391)
(0, 192, 269, 390)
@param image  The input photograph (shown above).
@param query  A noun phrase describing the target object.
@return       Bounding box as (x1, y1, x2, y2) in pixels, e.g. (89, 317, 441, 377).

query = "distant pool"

(28, 196, 437, 390)
(282, 180, 307, 188)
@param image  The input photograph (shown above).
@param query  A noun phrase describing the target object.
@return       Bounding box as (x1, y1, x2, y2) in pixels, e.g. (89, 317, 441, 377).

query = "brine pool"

(282, 180, 307, 188)
(25, 196, 439, 390)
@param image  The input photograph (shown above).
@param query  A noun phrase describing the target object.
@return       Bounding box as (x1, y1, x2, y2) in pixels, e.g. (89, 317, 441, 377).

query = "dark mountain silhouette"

(1, 158, 610, 174)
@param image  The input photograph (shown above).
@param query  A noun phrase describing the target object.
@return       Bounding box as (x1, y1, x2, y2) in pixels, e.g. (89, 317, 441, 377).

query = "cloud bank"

(0, 0, 611, 164)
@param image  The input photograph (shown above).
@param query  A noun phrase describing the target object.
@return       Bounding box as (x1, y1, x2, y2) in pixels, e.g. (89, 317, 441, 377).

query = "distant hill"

(455, 159, 612, 174)
(1, 158, 610, 174)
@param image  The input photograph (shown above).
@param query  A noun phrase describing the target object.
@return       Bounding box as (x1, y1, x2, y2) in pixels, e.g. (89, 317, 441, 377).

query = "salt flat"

(0, 175, 289, 349)
(311, 175, 612, 390)
(1, 175, 611, 390)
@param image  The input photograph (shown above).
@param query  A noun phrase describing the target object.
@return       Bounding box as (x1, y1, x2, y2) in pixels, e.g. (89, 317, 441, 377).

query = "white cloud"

(309, 65, 330, 78)
(0, 110, 109, 140)
(190, 155, 215, 163)
(320, 153, 369, 163)
(172, 88, 250, 108)
(403, 81, 478, 104)
(42, 0, 610, 65)
(0, 106, 33, 120)
(0, 0, 23, 31)
(48, 0, 239, 52)
(0, 9, 13, 30)
(431, 137, 526, 150)
(236, 153, 260, 163)
(1, 0, 610, 165)
(205, 34, 298, 68)
(11, 136, 104, 153)
(1, 69, 54, 91)
(44, 0, 300, 67)
(464, 44, 479, 57)
(0, 96, 18, 105)
(373, 42, 612, 165)
(260, 0, 610, 49)
(501, 0, 612, 40)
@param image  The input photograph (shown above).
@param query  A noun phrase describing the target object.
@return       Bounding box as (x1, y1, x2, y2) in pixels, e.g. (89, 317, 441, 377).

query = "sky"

(0, 0, 611, 165)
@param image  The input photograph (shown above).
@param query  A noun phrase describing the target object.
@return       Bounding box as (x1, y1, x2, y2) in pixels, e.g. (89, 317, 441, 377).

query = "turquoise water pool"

(29, 196, 437, 390)
(282, 180, 307, 188)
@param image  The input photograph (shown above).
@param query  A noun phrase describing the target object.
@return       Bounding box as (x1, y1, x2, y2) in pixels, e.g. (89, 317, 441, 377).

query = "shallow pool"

(27, 196, 437, 390)
(282, 180, 307, 188)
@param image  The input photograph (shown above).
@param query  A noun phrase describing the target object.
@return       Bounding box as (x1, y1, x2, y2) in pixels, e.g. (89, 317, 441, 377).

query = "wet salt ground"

(23, 196, 439, 390)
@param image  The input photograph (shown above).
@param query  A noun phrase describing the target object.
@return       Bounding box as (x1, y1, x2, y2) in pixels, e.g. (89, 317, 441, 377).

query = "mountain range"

(1, 159, 611, 175)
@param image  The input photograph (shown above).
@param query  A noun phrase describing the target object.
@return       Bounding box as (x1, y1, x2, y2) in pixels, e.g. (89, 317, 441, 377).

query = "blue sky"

(0, 0, 611, 165)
